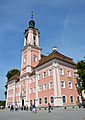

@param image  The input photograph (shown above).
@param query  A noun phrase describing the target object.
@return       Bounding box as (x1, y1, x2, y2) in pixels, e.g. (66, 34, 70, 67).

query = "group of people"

(10, 103, 51, 113)
(10, 104, 28, 111)
(30, 104, 37, 113)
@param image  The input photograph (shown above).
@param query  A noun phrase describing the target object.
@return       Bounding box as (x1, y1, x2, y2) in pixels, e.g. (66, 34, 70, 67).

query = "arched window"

(62, 96, 66, 103)
(70, 96, 74, 103)
(61, 80, 65, 88)
(68, 81, 72, 89)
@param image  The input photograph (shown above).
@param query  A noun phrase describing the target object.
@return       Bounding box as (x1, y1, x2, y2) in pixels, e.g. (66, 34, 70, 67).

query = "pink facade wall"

(28, 64, 79, 107)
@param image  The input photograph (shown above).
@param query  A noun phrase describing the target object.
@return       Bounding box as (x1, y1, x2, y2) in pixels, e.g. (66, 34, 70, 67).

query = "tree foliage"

(76, 58, 85, 91)
(6, 69, 20, 81)
(0, 101, 5, 107)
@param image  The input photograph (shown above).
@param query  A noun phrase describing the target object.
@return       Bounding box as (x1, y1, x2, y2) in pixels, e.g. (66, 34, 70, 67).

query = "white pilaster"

(52, 62, 63, 106)
(25, 75, 29, 106)
(56, 67, 63, 106)
(39, 49, 41, 60)
(19, 79, 22, 106)
(26, 49, 32, 73)
(28, 78, 30, 107)
(13, 81, 16, 106)
(21, 53, 23, 76)
(52, 62, 58, 106)
(26, 76, 29, 100)
(35, 71, 38, 107)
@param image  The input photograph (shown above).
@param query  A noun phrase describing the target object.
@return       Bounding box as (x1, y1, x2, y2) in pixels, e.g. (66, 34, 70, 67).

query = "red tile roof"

(36, 50, 75, 68)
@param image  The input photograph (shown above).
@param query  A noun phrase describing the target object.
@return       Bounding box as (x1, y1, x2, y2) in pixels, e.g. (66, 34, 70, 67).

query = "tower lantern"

(21, 15, 41, 74)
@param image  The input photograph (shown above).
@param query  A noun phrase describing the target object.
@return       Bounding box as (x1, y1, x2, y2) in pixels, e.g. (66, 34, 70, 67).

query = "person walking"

(48, 103, 51, 113)
(32, 104, 36, 113)
(10, 105, 14, 111)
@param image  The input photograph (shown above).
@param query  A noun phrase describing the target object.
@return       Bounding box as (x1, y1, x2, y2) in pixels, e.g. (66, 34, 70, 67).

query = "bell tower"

(21, 15, 41, 76)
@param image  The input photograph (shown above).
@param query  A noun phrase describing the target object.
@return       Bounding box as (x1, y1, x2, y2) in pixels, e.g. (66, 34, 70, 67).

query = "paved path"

(0, 108, 85, 120)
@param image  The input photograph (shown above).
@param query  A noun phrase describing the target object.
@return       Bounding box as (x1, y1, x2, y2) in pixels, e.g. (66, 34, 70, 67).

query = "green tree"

(6, 69, 20, 81)
(76, 58, 85, 94)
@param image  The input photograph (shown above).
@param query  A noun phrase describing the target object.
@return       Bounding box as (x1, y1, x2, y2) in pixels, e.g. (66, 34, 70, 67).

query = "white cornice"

(35, 58, 76, 71)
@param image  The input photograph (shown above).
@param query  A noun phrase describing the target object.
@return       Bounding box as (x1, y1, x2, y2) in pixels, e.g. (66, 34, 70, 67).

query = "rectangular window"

(50, 97, 54, 103)
(77, 96, 80, 103)
(68, 81, 72, 89)
(39, 85, 42, 92)
(39, 98, 42, 104)
(70, 96, 74, 103)
(43, 83, 47, 90)
(74, 72, 77, 77)
(60, 68, 64, 75)
(49, 81, 53, 89)
(33, 87, 36, 93)
(62, 96, 66, 103)
(33, 76, 36, 82)
(30, 88, 32, 94)
(43, 72, 46, 78)
(38, 74, 42, 80)
(33, 55, 37, 62)
(44, 97, 47, 104)
(75, 83, 78, 89)
(48, 69, 52, 76)
(61, 80, 65, 88)
(67, 70, 71, 77)
(24, 56, 27, 64)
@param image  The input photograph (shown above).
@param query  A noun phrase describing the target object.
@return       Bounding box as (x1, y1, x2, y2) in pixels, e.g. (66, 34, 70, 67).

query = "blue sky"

(0, 0, 85, 100)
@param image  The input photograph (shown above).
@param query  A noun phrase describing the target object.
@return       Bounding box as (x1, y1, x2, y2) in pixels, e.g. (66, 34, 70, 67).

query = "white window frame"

(38, 74, 42, 80)
(48, 69, 52, 76)
(33, 87, 36, 93)
(77, 96, 80, 103)
(24, 56, 27, 64)
(44, 97, 48, 104)
(39, 98, 42, 104)
(75, 83, 78, 89)
(62, 95, 67, 103)
(60, 68, 64, 75)
(67, 70, 71, 77)
(43, 83, 47, 90)
(70, 95, 74, 103)
(30, 88, 32, 94)
(33, 55, 37, 62)
(38, 85, 42, 92)
(43, 71, 47, 78)
(49, 81, 53, 89)
(61, 80, 65, 88)
(50, 96, 54, 104)
(68, 81, 72, 89)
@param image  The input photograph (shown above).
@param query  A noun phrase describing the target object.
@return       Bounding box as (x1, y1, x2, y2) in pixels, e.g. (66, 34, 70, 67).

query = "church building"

(6, 17, 81, 108)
